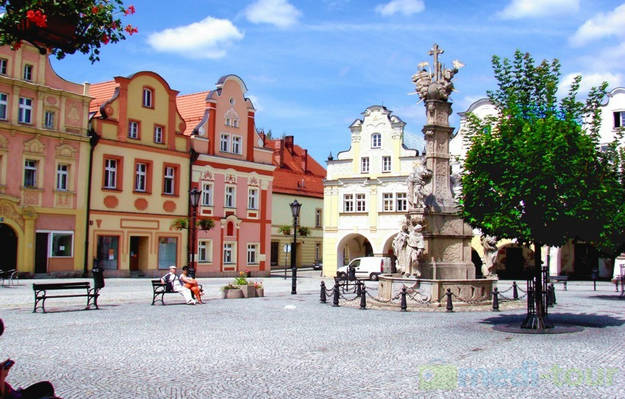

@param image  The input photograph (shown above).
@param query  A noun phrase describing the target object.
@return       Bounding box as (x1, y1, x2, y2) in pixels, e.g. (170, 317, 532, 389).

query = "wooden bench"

(548, 275, 568, 291)
(151, 279, 204, 305)
(32, 282, 100, 313)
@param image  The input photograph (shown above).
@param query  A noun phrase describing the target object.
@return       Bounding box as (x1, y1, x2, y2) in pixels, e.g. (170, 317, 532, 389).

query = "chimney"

(285, 135, 294, 154)
(303, 149, 308, 173)
(279, 139, 284, 168)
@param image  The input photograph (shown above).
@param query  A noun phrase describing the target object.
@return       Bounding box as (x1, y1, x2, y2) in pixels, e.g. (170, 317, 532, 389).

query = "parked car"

(336, 256, 392, 281)
(312, 262, 323, 271)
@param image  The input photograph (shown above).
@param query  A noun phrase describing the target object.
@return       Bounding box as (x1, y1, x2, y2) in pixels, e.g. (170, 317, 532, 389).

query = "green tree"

(461, 50, 621, 329)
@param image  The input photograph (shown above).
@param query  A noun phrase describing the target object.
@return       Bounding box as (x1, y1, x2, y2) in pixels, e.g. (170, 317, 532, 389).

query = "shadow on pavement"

(480, 312, 625, 328)
(589, 295, 625, 301)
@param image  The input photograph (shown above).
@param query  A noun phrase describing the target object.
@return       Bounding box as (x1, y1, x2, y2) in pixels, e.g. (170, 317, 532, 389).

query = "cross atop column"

(429, 43, 444, 81)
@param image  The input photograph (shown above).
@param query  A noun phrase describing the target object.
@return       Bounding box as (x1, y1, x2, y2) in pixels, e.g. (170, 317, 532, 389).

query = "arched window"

(371, 133, 381, 148)
(227, 222, 234, 236)
(142, 88, 153, 108)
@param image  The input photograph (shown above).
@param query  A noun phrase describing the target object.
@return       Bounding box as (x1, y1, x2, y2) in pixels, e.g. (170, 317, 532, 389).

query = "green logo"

(418, 364, 458, 390)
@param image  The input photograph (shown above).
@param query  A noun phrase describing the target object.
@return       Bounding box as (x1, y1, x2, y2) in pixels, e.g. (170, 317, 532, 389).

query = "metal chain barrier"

(450, 291, 488, 305)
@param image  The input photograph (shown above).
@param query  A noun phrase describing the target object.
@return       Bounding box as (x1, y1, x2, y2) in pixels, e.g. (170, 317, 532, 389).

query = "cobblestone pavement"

(0, 275, 623, 398)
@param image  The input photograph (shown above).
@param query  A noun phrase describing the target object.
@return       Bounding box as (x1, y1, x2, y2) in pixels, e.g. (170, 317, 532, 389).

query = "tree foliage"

(461, 50, 624, 252)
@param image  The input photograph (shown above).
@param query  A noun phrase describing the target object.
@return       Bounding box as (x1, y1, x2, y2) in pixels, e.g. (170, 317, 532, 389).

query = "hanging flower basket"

(198, 218, 214, 231)
(0, 0, 137, 63)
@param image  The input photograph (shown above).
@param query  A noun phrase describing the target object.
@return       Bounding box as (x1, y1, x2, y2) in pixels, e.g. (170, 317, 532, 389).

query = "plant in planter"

(221, 283, 243, 299)
(298, 226, 310, 237)
(233, 272, 248, 286)
(171, 218, 188, 230)
(253, 281, 264, 297)
(278, 225, 291, 235)
(0, 0, 138, 63)
(198, 218, 214, 231)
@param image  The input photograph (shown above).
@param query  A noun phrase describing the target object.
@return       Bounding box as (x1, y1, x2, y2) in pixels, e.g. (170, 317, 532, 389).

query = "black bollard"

(550, 283, 556, 305)
(320, 281, 327, 303)
(357, 281, 362, 297)
(332, 280, 340, 307)
(446, 288, 453, 312)
(512, 281, 519, 300)
(492, 287, 500, 311)
(400, 286, 407, 312)
(360, 285, 367, 310)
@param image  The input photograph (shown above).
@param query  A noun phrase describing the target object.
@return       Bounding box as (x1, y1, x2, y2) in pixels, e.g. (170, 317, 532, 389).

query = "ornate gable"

(24, 137, 45, 154)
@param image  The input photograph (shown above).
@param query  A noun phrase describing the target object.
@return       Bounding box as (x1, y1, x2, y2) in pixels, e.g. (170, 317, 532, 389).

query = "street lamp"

(189, 187, 201, 278)
(290, 199, 302, 295)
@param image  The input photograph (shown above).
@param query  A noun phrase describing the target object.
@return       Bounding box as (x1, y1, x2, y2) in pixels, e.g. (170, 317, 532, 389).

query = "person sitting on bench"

(180, 266, 203, 304)
(161, 266, 195, 305)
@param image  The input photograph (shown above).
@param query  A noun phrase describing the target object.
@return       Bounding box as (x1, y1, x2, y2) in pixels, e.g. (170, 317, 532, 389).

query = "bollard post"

(547, 285, 554, 307)
(320, 281, 327, 303)
(512, 281, 519, 300)
(332, 279, 340, 307)
(446, 288, 453, 312)
(360, 285, 367, 310)
(492, 287, 499, 311)
(356, 281, 362, 297)
(400, 286, 407, 312)
(550, 283, 556, 305)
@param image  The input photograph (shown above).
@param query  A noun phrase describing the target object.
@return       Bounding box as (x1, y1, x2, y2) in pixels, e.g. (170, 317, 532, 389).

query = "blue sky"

(51, 0, 625, 164)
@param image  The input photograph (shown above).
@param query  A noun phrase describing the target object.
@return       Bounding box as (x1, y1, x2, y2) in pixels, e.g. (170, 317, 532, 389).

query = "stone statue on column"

(407, 158, 432, 210)
(480, 235, 499, 279)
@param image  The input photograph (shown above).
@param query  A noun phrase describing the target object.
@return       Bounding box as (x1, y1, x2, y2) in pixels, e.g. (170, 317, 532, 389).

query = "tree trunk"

(521, 242, 553, 330)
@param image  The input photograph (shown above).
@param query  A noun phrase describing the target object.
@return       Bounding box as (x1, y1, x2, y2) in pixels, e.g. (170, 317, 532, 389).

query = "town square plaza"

(0, 272, 623, 398)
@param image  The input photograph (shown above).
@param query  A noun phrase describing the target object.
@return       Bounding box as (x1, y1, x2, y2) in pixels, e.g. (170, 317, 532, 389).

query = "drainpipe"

(83, 127, 99, 277)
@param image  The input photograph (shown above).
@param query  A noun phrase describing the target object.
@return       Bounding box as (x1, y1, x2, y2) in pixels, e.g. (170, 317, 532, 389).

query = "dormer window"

(23, 64, 33, 81)
(371, 133, 381, 148)
(142, 88, 153, 108)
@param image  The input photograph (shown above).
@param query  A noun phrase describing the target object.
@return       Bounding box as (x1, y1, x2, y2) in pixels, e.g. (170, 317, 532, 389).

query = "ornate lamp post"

(290, 200, 302, 295)
(189, 187, 201, 278)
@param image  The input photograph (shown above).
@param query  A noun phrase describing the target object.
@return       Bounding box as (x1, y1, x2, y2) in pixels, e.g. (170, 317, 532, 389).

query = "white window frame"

(343, 194, 354, 212)
(0, 59, 7, 75)
(163, 166, 175, 195)
(135, 162, 147, 192)
(143, 88, 153, 108)
(23, 64, 32, 81)
(24, 159, 37, 187)
(225, 185, 236, 208)
(18, 97, 32, 124)
(615, 111, 625, 129)
(56, 164, 69, 191)
(154, 126, 163, 143)
(361, 157, 369, 173)
(315, 209, 322, 227)
(371, 133, 381, 148)
(232, 135, 242, 154)
(104, 159, 117, 189)
(44, 110, 55, 129)
(220, 134, 230, 152)
(198, 240, 212, 263)
(356, 193, 366, 212)
(223, 242, 235, 264)
(382, 156, 391, 172)
(248, 187, 258, 209)
(128, 121, 139, 139)
(0, 93, 7, 120)
(247, 243, 258, 264)
(383, 192, 394, 211)
(44, 230, 74, 258)
(396, 192, 407, 212)
(202, 182, 213, 206)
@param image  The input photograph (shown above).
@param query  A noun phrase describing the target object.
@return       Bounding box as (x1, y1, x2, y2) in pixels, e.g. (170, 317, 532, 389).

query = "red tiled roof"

(265, 137, 326, 198)
(176, 92, 209, 135)
(88, 80, 118, 116)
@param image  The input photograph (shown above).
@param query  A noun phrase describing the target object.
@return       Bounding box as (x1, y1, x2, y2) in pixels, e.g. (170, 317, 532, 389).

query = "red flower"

(124, 5, 136, 15)
(125, 24, 138, 35)
(101, 34, 109, 44)
(26, 9, 47, 28)
(92, 6, 99, 14)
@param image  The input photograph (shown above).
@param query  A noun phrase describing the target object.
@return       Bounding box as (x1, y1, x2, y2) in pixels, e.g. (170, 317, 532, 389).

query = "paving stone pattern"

(0, 274, 623, 398)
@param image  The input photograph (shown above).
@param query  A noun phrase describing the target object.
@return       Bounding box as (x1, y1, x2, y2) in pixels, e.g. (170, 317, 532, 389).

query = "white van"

(336, 256, 392, 281)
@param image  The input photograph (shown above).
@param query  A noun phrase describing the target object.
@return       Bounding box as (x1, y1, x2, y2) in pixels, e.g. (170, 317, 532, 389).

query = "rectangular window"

(248, 188, 258, 209)
(18, 97, 32, 123)
(315, 243, 321, 263)
(104, 159, 117, 189)
(315, 209, 322, 227)
(97, 235, 119, 270)
(24, 159, 37, 187)
(23, 64, 32, 81)
(343, 194, 354, 212)
(356, 193, 366, 212)
(163, 166, 175, 195)
(361, 157, 369, 173)
(247, 244, 257, 264)
(135, 162, 147, 192)
(396, 192, 407, 212)
(158, 237, 177, 270)
(154, 125, 163, 144)
(372, 133, 381, 148)
(232, 136, 241, 154)
(233, 119, 239, 128)
(0, 59, 7, 75)
(50, 232, 73, 257)
(128, 121, 139, 139)
(615, 111, 625, 128)
(143, 88, 153, 108)
(224, 243, 233, 264)
(202, 182, 213, 206)
(44, 111, 55, 129)
(56, 164, 68, 191)
(0, 93, 7, 119)
(220, 134, 229, 152)
(382, 156, 391, 172)
(225, 186, 235, 208)
(198, 240, 212, 263)
(383, 193, 394, 211)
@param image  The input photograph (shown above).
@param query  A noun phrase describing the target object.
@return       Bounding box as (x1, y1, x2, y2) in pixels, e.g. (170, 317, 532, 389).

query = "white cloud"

(247, 95, 264, 112)
(244, 0, 301, 28)
(570, 3, 625, 46)
(557, 72, 623, 97)
(375, 0, 425, 16)
(498, 0, 579, 19)
(147, 17, 243, 59)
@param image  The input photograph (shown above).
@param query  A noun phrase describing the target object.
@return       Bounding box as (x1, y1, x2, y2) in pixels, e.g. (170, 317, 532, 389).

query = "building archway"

(472, 248, 483, 278)
(336, 233, 373, 267)
(0, 223, 17, 272)
(494, 244, 534, 280)
(383, 233, 398, 273)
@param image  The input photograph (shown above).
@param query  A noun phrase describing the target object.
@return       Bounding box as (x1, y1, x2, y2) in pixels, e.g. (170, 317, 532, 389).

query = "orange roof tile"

(88, 80, 118, 116)
(176, 92, 210, 135)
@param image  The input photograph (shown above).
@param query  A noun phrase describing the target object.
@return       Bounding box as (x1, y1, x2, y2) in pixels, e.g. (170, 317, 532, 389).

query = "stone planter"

(223, 288, 243, 299)
(240, 284, 256, 298)
(255, 287, 264, 297)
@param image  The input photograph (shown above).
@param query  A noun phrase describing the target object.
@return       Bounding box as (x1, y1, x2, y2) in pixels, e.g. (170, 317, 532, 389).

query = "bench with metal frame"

(151, 279, 203, 305)
(32, 282, 100, 313)
(548, 275, 568, 291)
(1, 269, 17, 287)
